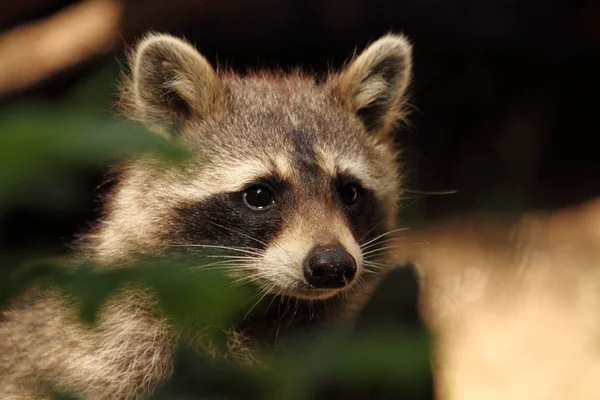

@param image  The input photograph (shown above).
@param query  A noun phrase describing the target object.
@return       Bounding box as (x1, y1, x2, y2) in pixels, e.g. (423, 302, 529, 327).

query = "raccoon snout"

(303, 247, 357, 289)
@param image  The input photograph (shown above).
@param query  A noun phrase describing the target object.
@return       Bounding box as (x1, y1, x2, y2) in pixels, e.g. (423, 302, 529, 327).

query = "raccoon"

(0, 32, 413, 399)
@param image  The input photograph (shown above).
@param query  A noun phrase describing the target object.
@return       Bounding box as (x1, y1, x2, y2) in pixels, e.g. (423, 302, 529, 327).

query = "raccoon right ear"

(122, 33, 226, 138)
(333, 34, 413, 139)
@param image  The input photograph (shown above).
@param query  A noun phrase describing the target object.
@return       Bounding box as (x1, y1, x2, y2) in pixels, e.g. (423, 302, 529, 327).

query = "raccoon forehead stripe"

(175, 160, 284, 200)
(336, 157, 378, 187)
(314, 144, 379, 190)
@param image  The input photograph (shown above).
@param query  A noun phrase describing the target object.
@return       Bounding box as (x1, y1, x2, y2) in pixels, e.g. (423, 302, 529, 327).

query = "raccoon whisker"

(360, 227, 410, 249)
(362, 244, 413, 257)
(190, 266, 248, 274)
(217, 219, 296, 267)
(201, 260, 259, 268)
(363, 258, 385, 265)
(357, 221, 384, 244)
(229, 271, 282, 288)
(308, 300, 319, 320)
(205, 220, 270, 248)
(362, 269, 380, 276)
(238, 289, 266, 316)
(231, 272, 273, 285)
(363, 266, 385, 274)
(360, 228, 409, 248)
(205, 255, 260, 261)
(360, 237, 398, 248)
(274, 299, 285, 344)
(360, 276, 368, 287)
(363, 260, 386, 270)
(367, 241, 430, 254)
(229, 274, 267, 288)
(265, 288, 284, 316)
(198, 265, 257, 273)
(355, 275, 367, 288)
(277, 296, 298, 333)
(360, 236, 408, 252)
(242, 285, 267, 303)
(204, 252, 261, 257)
(357, 267, 381, 278)
(243, 283, 278, 320)
(361, 235, 402, 249)
(204, 221, 296, 268)
(169, 244, 265, 257)
(187, 259, 251, 272)
(287, 298, 302, 328)
(181, 243, 264, 253)
(199, 258, 254, 265)
(362, 248, 394, 257)
(277, 296, 292, 321)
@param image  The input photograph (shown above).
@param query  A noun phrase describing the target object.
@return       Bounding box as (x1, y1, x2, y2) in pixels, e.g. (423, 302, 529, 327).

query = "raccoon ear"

(124, 33, 226, 137)
(333, 34, 412, 138)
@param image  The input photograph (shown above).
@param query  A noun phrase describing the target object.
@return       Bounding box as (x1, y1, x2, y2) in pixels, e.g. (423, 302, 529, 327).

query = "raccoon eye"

(243, 185, 274, 210)
(341, 184, 359, 205)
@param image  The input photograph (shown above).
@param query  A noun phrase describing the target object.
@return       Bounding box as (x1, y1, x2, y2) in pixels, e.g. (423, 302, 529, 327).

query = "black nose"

(303, 247, 357, 289)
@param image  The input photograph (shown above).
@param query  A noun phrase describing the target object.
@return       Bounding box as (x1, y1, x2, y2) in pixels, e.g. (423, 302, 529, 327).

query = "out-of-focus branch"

(0, 0, 123, 97)
(0, 0, 231, 98)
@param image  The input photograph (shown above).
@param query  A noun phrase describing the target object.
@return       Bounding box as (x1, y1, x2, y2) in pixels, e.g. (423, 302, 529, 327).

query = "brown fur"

(1, 288, 174, 399)
(1, 33, 412, 399)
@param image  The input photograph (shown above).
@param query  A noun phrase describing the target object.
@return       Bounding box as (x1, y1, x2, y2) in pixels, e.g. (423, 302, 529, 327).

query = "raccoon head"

(93, 33, 412, 301)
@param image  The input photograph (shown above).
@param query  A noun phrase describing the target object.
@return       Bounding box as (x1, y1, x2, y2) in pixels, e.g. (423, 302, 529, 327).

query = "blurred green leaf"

(1, 255, 250, 331)
(0, 106, 188, 209)
(267, 330, 431, 399)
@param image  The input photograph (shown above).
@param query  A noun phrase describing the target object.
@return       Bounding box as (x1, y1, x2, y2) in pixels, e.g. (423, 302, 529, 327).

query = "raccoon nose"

(303, 247, 357, 289)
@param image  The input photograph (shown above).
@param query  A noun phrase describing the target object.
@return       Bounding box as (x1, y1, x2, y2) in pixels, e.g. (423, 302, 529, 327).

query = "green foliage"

(0, 68, 187, 209)
(2, 256, 248, 329)
(0, 67, 432, 399)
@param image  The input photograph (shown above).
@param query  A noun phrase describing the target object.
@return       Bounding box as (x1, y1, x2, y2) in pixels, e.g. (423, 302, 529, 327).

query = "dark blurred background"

(1, 0, 599, 257)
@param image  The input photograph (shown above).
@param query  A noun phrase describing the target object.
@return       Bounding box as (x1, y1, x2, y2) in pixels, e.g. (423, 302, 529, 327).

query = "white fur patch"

(172, 159, 276, 200)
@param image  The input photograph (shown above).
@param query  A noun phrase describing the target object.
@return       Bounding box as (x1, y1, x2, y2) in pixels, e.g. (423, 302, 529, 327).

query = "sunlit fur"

(1, 32, 412, 399)
(405, 199, 600, 400)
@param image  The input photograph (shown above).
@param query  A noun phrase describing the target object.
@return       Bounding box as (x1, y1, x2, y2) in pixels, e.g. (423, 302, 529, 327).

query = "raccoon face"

(104, 33, 412, 300)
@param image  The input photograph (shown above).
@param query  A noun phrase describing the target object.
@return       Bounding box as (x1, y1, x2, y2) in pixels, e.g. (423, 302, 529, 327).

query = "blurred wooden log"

(0, 0, 123, 97)
(401, 198, 600, 400)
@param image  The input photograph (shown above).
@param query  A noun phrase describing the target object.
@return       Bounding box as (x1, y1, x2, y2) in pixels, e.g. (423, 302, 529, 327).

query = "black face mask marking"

(167, 135, 387, 269)
(168, 177, 289, 252)
(334, 174, 387, 251)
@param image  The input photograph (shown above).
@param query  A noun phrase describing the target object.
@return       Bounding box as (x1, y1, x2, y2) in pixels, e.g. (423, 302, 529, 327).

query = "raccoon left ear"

(122, 33, 227, 138)
(333, 34, 412, 138)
